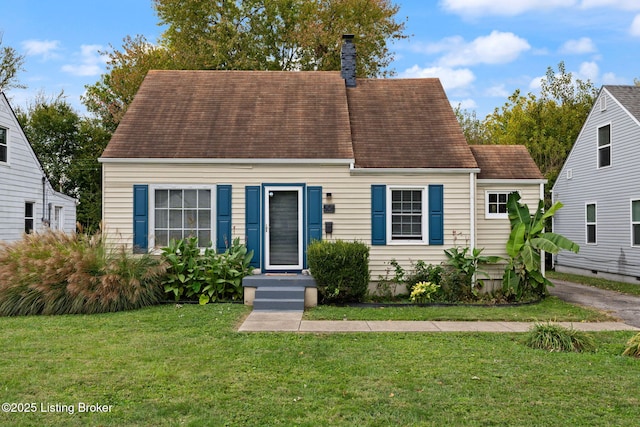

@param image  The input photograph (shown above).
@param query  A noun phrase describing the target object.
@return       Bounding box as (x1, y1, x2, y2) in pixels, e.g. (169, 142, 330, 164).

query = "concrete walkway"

(238, 310, 639, 333)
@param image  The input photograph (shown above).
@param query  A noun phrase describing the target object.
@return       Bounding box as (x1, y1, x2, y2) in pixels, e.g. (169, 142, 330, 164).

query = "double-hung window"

(25, 202, 34, 234)
(597, 124, 611, 168)
(389, 187, 426, 243)
(586, 203, 596, 244)
(0, 127, 7, 163)
(153, 188, 212, 248)
(632, 200, 640, 246)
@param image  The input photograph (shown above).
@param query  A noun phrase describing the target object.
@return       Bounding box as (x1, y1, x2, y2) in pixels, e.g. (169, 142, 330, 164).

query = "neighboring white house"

(0, 92, 77, 242)
(98, 38, 545, 289)
(553, 85, 640, 283)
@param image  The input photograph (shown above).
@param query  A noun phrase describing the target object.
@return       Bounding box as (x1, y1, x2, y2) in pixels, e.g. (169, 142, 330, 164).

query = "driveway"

(549, 279, 640, 328)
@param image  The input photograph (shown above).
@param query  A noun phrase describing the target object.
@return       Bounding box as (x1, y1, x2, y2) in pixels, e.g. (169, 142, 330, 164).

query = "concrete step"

(252, 285, 305, 311)
(253, 298, 305, 311)
(255, 286, 305, 300)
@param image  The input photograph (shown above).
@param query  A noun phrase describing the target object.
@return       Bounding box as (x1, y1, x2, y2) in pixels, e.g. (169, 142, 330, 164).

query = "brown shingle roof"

(469, 145, 544, 180)
(101, 70, 354, 160)
(347, 78, 478, 169)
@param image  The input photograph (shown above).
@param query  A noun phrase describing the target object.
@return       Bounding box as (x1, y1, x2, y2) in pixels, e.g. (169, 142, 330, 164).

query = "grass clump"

(622, 333, 640, 358)
(0, 229, 167, 315)
(523, 322, 596, 353)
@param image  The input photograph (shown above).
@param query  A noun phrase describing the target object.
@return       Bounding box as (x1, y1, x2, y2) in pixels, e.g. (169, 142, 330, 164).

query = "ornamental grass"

(0, 229, 166, 316)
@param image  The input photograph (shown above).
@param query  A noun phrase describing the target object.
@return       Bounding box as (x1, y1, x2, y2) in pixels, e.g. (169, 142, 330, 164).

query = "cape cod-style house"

(0, 93, 77, 242)
(553, 85, 640, 283)
(99, 37, 545, 304)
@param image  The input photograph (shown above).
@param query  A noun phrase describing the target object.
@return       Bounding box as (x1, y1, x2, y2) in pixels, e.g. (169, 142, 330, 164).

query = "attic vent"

(566, 168, 573, 180)
(600, 95, 606, 111)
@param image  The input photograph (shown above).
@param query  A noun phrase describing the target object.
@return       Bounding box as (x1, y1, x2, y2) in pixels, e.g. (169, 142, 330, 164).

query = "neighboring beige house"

(99, 39, 544, 291)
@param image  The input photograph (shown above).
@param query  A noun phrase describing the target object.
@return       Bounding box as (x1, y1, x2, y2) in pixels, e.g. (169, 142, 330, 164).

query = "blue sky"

(3, 0, 640, 119)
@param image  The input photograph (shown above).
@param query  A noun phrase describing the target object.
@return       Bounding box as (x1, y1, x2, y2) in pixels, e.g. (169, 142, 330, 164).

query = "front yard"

(0, 303, 638, 426)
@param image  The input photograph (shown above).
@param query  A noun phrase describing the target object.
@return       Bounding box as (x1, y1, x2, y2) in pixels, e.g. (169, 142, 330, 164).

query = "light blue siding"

(553, 88, 640, 280)
(0, 94, 76, 242)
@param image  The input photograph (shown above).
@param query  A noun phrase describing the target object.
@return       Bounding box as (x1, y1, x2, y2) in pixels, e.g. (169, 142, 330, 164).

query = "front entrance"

(264, 186, 303, 271)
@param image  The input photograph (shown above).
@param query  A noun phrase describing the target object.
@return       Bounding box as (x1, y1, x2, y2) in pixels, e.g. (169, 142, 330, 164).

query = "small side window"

(586, 203, 596, 244)
(0, 128, 7, 163)
(25, 202, 34, 234)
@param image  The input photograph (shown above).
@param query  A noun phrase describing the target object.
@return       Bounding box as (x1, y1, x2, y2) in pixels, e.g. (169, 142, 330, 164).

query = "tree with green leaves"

(17, 94, 110, 232)
(481, 62, 598, 191)
(0, 35, 26, 92)
(83, 0, 407, 127)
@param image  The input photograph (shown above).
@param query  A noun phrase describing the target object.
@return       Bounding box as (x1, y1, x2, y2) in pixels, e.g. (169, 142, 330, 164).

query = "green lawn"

(303, 296, 613, 321)
(0, 304, 638, 426)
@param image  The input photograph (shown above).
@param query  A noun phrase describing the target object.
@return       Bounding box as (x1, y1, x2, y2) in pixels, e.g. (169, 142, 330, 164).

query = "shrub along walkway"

(238, 310, 639, 333)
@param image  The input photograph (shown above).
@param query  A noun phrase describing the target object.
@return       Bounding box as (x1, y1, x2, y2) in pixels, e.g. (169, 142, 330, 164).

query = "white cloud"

(560, 37, 596, 54)
(630, 14, 640, 36)
(440, 0, 576, 16)
(580, 0, 640, 10)
(432, 31, 530, 67)
(61, 44, 107, 77)
(601, 72, 625, 84)
(400, 65, 475, 90)
(451, 98, 478, 110)
(577, 61, 599, 81)
(484, 84, 510, 97)
(21, 39, 61, 59)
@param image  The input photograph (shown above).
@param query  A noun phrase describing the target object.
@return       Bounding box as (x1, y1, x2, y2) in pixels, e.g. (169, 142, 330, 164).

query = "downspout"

(469, 172, 476, 250)
(41, 176, 46, 225)
(540, 182, 545, 277)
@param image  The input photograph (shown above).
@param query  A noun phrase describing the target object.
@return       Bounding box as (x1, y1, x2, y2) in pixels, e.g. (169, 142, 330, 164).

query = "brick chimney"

(341, 34, 356, 88)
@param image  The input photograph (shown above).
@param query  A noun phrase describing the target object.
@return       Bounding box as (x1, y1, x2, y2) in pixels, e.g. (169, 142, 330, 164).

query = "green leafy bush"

(523, 323, 596, 353)
(307, 240, 370, 304)
(161, 237, 253, 304)
(409, 281, 440, 303)
(622, 333, 640, 358)
(0, 230, 167, 315)
(406, 260, 443, 292)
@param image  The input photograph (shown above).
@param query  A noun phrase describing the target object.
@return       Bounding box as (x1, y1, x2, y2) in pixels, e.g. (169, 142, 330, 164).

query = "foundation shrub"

(161, 237, 253, 304)
(0, 230, 167, 316)
(307, 240, 370, 304)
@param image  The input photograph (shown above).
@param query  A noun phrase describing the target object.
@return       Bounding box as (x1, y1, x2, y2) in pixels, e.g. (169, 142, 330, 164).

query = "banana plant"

(502, 192, 579, 299)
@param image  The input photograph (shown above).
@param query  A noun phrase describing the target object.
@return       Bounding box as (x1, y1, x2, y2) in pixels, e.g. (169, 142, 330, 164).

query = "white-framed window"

(150, 186, 214, 248)
(387, 186, 427, 244)
(586, 203, 597, 244)
(53, 206, 63, 230)
(25, 202, 34, 234)
(632, 200, 640, 247)
(0, 127, 7, 163)
(597, 124, 611, 168)
(485, 191, 516, 219)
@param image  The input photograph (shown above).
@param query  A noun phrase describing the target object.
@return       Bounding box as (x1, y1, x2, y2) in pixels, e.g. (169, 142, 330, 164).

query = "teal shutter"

(245, 186, 261, 268)
(371, 185, 386, 245)
(216, 185, 232, 253)
(133, 184, 148, 254)
(307, 186, 323, 244)
(306, 186, 322, 269)
(428, 184, 444, 245)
